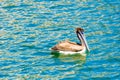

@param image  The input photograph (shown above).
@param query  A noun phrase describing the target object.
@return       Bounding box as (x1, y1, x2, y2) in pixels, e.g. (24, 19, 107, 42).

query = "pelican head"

(76, 28, 90, 52)
(76, 27, 84, 33)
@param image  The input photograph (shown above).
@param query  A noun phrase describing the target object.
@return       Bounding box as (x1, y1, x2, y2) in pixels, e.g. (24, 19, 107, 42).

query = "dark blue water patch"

(109, 27, 120, 34)
(0, 37, 11, 41)
(107, 56, 120, 63)
(2, 5, 19, 9)
(2, 37, 14, 41)
(0, 73, 9, 78)
(0, 17, 4, 21)
(19, 4, 32, 7)
(3, 26, 15, 31)
(0, 61, 18, 68)
(112, 75, 120, 79)
(0, 44, 7, 49)
(47, 27, 65, 31)
(13, 31, 24, 35)
(86, 1, 102, 6)
(111, 51, 120, 56)
(20, 44, 36, 49)
(8, 49, 18, 53)
(26, 23, 38, 27)
(32, 51, 50, 56)
(102, 0, 120, 3)
(42, 12, 54, 16)
(90, 77, 112, 80)
(23, 14, 34, 17)
(41, 70, 54, 76)
(0, 27, 3, 29)
(15, 18, 27, 21)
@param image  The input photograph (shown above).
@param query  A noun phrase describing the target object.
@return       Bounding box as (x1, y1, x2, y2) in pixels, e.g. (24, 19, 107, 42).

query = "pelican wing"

(51, 40, 83, 52)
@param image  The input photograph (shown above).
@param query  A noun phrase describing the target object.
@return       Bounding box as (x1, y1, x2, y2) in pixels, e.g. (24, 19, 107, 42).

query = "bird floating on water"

(51, 27, 90, 56)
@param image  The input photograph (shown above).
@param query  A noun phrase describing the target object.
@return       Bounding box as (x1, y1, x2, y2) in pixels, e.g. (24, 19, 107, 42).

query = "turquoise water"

(0, 0, 120, 79)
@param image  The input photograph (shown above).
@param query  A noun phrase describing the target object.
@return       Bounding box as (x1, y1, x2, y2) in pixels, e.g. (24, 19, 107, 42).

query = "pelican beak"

(76, 28, 90, 52)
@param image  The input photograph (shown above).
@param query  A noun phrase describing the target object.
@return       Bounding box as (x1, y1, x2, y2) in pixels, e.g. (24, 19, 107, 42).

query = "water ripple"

(0, 0, 119, 79)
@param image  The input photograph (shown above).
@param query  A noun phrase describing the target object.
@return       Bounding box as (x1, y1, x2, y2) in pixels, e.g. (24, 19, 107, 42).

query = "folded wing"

(51, 40, 83, 52)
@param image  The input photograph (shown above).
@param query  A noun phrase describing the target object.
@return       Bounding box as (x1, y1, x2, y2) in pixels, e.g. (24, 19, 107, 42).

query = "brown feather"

(51, 40, 83, 52)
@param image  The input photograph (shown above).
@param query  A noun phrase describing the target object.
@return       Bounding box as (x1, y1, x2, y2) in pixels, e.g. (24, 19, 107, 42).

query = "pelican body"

(51, 28, 90, 56)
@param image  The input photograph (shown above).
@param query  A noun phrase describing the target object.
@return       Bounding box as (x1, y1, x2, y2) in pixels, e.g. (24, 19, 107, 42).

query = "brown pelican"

(51, 27, 90, 56)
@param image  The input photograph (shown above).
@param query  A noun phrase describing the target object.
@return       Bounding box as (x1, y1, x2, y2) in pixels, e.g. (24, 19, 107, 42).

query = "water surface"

(0, 0, 120, 79)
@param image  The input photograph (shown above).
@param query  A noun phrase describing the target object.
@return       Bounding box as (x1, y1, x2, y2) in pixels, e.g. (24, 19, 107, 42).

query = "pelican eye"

(81, 31, 84, 34)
